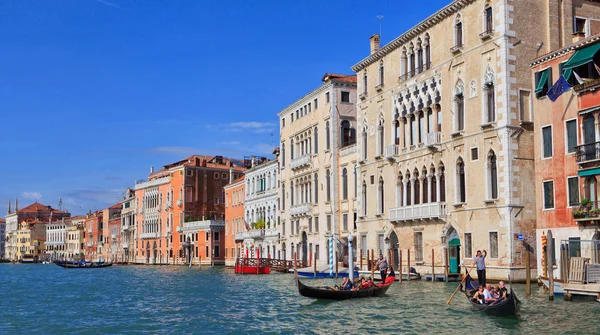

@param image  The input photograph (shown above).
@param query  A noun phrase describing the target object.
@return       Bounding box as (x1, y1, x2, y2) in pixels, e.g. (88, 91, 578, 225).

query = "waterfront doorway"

(146, 242, 150, 264)
(447, 228, 461, 274)
(302, 232, 308, 264)
(389, 230, 399, 271)
(153, 242, 157, 264)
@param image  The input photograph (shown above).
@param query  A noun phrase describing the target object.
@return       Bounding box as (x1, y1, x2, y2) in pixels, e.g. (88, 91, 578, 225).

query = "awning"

(578, 167, 600, 177)
(563, 42, 600, 80)
(579, 106, 600, 116)
(535, 70, 548, 94)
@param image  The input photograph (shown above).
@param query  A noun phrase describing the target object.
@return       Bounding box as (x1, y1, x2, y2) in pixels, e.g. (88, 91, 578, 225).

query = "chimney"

(15, 198, 18, 211)
(370, 34, 380, 54)
(572, 32, 586, 43)
(150, 166, 154, 174)
(229, 167, 234, 184)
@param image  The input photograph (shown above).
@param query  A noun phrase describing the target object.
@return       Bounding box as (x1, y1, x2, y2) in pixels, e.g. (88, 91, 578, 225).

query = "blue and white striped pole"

(329, 236, 334, 277)
(348, 234, 354, 282)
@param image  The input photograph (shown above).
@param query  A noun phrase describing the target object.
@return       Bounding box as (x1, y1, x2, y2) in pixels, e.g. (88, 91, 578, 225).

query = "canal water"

(1, 264, 598, 334)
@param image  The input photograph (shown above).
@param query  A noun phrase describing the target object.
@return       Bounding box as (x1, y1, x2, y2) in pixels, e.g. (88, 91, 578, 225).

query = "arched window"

(406, 173, 412, 205)
(314, 127, 319, 154)
(424, 34, 431, 70)
(455, 80, 465, 131)
(416, 39, 423, 74)
(326, 121, 330, 150)
(410, 114, 416, 145)
(393, 113, 400, 145)
(290, 139, 295, 160)
(396, 174, 404, 207)
(427, 108, 433, 134)
(440, 165, 446, 202)
(378, 61, 384, 87)
(290, 181, 294, 206)
(342, 168, 348, 200)
(422, 168, 428, 204)
(326, 169, 331, 202)
(402, 117, 408, 147)
(377, 119, 384, 156)
(314, 173, 319, 203)
(363, 71, 368, 95)
(362, 127, 368, 161)
(457, 158, 466, 203)
(430, 167, 437, 202)
(484, 2, 493, 33)
(282, 143, 286, 166)
(401, 48, 408, 80)
(484, 67, 496, 123)
(418, 112, 425, 143)
(409, 44, 416, 77)
(414, 170, 420, 205)
(362, 182, 367, 216)
(378, 177, 384, 215)
(281, 182, 285, 209)
(488, 151, 498, 199)
(454, 14, 463, 47)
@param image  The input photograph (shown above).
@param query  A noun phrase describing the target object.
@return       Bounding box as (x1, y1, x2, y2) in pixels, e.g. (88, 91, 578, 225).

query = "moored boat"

(463, 274, 520, 317)
(295, 271, 394, 300)
(54, 260, 112, 268)
(539, 276, 565, 294)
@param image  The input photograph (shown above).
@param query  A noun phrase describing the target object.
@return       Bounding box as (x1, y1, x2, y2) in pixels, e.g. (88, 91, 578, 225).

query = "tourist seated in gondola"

(497, 281, 508, 299)
(483, 284, 496, 304)
(350, 276, 363, 290)
(332, 277, 351, 291)
(491, 285, 500, 299)
(367, 276, 375, 288)
(472, 286, 485, 304)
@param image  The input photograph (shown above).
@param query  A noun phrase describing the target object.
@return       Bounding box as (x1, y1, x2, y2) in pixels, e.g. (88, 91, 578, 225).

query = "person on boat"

(366, 276, 375, 288)
(377, 254, 388, 282)
(352, 276, 362, 290)
(473, 250, 487, 287)
(497, 281, 508, 299)
(491, 285, 500, 299)
(333, 277, 350, 290)
(388, 266, 396, 280)
(473, 286, 485, 304)
(483, 284, 495, 304)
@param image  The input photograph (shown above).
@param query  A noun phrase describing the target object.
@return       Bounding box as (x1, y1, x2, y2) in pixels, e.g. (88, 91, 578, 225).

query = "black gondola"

(463, 274, 520, 317)
(295, 271, 393, 300)
(53, 260, 113, 269)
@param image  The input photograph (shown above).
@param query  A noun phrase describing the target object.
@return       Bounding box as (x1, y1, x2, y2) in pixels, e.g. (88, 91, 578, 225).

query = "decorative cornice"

(530, 35, 600, 67)
(277, 82, 333, 117)
(351, 0, 476, 72)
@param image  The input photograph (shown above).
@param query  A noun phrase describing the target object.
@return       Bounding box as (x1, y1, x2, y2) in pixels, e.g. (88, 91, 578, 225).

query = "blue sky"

(0, 0, 450, 216)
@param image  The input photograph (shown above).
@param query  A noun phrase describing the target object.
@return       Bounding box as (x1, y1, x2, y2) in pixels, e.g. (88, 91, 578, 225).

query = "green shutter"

(578, 167, 600, 177)
(535, 70, 548, 94)
(562, 42, 600, 82)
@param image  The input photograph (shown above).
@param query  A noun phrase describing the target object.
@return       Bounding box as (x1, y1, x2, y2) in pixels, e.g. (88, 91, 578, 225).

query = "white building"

(240, 158, 279, 259)
(0, 218, 5, 258)
(46, 220, 67, 260)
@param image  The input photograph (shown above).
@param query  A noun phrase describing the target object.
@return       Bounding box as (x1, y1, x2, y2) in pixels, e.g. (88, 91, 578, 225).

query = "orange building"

(101, 203, 122, 262)
(133, 155, 246, 264)
(532, 34, 600, 277)
(84, 210, 103, 261)
(224, 175, 245, 266)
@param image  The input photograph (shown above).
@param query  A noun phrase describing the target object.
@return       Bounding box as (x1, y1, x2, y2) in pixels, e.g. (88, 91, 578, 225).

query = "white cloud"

(21, 192, 42, 200)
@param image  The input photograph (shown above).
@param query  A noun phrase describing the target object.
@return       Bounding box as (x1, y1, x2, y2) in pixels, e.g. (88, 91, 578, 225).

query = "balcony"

(87, 241, 93, 247)
(235, 228, 278, 241)
(385, 145, 399, 159)
(290, 154, 312, 170)
(450, 43, 463, 55)
(134, 176, 171, 190)
(340, 144, 356, 157)
(290, 203, 312, 216)
(389, 202, 447, 222)
(177, 199, 183, 207)
(140, 232, 159, 239)
(121, 243, 129, 249)
(479, 29, 493, 40)
(182, 219, 225, 233)
(576, 142, 600, 164)
(425, 132, 442, 148)
(111, 234, 117, 240)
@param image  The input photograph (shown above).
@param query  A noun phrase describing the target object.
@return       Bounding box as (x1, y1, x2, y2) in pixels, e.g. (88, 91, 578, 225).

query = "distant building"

(531, 34, 600, 277)
(0, 218, 5, 258)
(5, 201, 70, 261)
(224, 175, 245, 266)
(16, 220, 46, 262)
(133, 155, 246, 264)
(46, 219, 67, 260)
(102, 203, 122, 262)
(120, 188, 136, 263)
(84, 211, 103, 261)
(66, 216, 86, 260)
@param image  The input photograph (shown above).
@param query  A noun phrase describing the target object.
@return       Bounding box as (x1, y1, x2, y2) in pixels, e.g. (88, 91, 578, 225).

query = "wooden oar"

(446, 256, 478, 305)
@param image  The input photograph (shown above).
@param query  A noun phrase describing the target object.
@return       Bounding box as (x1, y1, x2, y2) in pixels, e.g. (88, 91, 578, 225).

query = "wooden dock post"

(407, 249, 411, 281)
(399, 249, 403, 282)
(367, 249, 370, 271)
(547, 230, 555, 301)
(444, 248, 449, 282)
(313, 252, 317, 278)
(360, 249, 363, 271)
(432, 249, 435, 282)
(526, 247, 531, 296)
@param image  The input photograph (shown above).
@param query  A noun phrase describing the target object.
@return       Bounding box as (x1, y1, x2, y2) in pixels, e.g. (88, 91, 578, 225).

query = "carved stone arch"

(454, 12, 462, 23)
(416, 37, 422, 49)
(455, 79, 465, 95)
(441, 222, 460, 240)
(409, 41, 415, 54)
(424, 32, 430, 45)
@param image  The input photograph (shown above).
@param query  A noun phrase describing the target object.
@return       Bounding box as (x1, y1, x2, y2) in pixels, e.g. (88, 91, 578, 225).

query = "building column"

(427, 173, 433, 203)
(403, 179, 409, 206)
(435, 172, 442, 203)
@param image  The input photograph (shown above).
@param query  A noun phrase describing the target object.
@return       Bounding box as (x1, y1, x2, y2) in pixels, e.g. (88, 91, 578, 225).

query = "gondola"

(295, 270, 394, 300)
(53, 260, 113, 269)
(463, 274, 520, 317)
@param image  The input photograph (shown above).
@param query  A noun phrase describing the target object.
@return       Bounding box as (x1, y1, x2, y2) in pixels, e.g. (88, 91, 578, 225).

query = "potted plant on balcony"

(252, 219, 266, 230)
(590, 208, 600, 218)
(572, 209, 586, 219)
(581, 199, 593, 208)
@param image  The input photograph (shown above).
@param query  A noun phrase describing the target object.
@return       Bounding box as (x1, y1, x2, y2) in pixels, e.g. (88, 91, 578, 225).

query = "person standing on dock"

(474, 250, 487, 287)
(377, 254, 388, 282)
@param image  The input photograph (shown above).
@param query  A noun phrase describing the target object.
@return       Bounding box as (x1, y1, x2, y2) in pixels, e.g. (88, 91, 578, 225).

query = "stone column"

(435, 172, 442, 203)
(403, 180, 409, 206)
(427, 173, 433, 203)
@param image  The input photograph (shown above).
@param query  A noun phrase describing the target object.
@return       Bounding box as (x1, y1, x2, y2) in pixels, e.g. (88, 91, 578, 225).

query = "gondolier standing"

(474, 250, 487, 287)
(377, 254, 388, 282)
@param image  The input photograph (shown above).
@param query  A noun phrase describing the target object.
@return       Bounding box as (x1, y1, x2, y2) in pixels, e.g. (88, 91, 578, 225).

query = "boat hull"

(539, 277, 565, 294)
(54, 260, 112, 268)
(235, 265, 270, 274)
(296, 276, 393, 300)
(464, 274, 520, 317)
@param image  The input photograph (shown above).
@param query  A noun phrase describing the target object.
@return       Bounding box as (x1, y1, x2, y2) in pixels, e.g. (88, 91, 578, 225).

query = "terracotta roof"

(0, 218, 5, 223)
(71, 215, 86, 220)
(18, 202, 67, 214)
(108, 203, 122, 210)
(322, 73, 357, 83)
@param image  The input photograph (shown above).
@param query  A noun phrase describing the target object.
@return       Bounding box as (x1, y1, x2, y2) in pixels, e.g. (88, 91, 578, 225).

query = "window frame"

(341, 91, 351, 103)
(488, 231, 499, 259)
(543, 179, 555, 210)
(464, 232, 473, 258)
(541, 125, 554, 159)
(567, 176, 580, 208)
(565, 118, 578, 155)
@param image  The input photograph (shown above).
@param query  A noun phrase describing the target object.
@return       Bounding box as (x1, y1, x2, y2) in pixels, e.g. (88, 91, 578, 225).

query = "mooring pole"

(432, 249, 435, 282)
(526, 246, 531, 296)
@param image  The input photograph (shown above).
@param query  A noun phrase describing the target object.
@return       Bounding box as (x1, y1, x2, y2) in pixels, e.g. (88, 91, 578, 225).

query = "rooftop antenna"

(376, 15, 384, 38)
(270, 132, 274, 151)
(58, 197, 63, 210)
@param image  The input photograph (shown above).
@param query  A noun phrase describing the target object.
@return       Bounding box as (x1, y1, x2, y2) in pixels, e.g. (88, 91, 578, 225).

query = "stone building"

(350, 0, 600, 280)
(45, 219, 67, 260)
(240, 156, 280, 260)
(133, 155, 245, 264)
(120, 188, 136, 263)
(84, 210, 103, 261)
(278, 73, 358, 269)
(224, 175, 245, 266)
(531, 33, 600, 277)
(66, 215, 86, 260)
(0, 218, 5, 258)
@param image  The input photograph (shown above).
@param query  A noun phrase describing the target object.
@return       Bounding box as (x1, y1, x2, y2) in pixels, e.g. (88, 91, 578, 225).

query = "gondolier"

(377, 254, 388, 282)
(473, 250, 487, 287)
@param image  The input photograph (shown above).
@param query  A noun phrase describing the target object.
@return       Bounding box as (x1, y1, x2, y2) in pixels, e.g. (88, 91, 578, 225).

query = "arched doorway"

(447, 228, 461, 274)
(388, 230, 400, 271)
(282, 243, 286, 261)
(145, 242, 150, 264)
(302, 232, 308, 264)
(153, 241, 157, 264)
